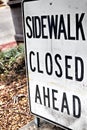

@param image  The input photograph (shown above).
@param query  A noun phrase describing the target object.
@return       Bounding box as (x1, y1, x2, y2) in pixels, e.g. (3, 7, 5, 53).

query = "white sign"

(22, 0, 87, 129)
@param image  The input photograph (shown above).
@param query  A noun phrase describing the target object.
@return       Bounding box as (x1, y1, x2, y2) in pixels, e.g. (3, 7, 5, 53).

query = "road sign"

(22, 0, 87, 129)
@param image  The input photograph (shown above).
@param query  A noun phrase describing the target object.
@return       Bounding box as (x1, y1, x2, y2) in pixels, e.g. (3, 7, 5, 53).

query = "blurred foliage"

(0, 44, 34, 130)
(0, 44, 25, 75)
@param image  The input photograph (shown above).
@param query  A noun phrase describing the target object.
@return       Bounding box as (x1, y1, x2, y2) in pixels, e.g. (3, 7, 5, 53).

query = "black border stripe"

(22, 0, 33, 119)
(23, 0, 38, 3)
(22, 1, 73, 130)
(22, 0, 32, 116)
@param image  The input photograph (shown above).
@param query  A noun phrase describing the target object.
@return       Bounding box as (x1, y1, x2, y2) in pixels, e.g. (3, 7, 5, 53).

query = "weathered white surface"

(23, 0, 87, 129)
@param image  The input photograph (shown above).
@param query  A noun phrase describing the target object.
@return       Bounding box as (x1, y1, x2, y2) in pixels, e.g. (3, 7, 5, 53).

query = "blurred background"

(0, 1, 34, 130)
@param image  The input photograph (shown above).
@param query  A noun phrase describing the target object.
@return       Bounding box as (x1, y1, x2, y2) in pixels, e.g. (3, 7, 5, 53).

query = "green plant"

(0, 44, 25, 75)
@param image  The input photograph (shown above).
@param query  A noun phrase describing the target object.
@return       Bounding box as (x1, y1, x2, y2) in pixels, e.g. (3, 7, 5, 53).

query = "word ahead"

(26, 13, 86, 40)
(35, 84, 81, 118)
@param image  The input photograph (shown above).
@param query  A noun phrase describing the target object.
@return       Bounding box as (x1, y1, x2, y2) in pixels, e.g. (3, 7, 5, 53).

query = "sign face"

(22, 0, 87, 129)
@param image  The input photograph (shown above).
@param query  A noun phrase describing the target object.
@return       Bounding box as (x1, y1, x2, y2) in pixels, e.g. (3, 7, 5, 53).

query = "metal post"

(35, 117, 40, 127)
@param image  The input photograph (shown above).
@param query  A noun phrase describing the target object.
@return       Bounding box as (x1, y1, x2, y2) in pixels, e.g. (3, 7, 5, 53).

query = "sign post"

(22, 0, 87, 129)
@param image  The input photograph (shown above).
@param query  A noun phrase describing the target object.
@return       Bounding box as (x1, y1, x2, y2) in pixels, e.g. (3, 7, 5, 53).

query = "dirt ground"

(0, 73, 34, 130)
